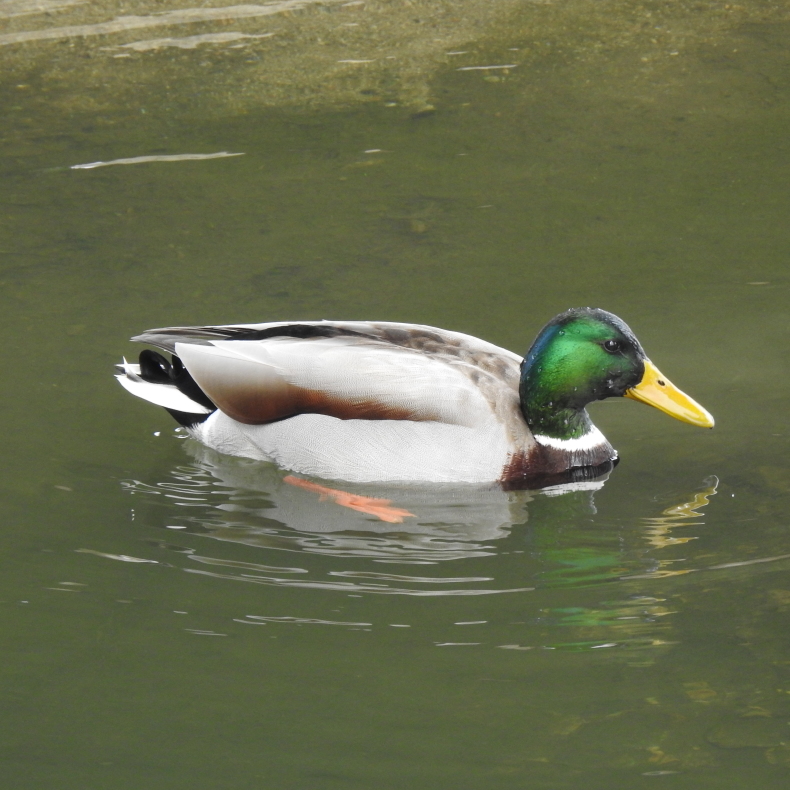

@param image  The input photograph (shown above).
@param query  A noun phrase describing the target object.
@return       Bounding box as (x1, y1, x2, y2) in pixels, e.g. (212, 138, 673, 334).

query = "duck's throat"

(524, 403, 593, 442)
(524, 406, 617, 469)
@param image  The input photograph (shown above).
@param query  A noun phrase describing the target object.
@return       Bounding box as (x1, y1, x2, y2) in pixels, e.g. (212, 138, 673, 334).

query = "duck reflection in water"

(131, 443, 618, 561)
(122, 448, 719, 649)
(124, 443, 714, 574)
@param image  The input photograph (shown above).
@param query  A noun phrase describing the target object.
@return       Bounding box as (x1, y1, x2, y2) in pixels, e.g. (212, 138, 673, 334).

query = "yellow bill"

(624, 360, 714, 428)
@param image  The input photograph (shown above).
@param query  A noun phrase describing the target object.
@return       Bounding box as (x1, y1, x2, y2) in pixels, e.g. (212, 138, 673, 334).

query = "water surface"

(2, 2, 790, 787)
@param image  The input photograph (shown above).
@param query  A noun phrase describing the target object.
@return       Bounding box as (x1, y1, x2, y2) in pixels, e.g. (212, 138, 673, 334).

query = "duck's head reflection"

(125, 442, 612, 566)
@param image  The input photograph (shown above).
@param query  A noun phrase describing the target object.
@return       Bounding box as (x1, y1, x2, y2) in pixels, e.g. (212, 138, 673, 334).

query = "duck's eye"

(603, 339, 621, 353)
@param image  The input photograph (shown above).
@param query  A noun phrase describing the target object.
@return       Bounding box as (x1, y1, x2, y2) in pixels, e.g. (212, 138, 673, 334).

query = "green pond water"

(3, 2, 790, 787)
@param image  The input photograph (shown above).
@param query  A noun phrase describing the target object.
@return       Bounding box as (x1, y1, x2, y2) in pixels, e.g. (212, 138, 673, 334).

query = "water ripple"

(187, 554, 307, 574)
(328, 570, 493, 583)
(183, 567, 534, 596)
(236, 615, 372, 627)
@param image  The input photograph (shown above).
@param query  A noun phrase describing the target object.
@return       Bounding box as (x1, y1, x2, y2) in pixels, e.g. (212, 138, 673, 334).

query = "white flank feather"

(191, 411, 514, 484)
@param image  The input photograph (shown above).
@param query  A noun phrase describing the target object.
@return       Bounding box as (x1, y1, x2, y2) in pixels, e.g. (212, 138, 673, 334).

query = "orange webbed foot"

(283, 476, 415, 523)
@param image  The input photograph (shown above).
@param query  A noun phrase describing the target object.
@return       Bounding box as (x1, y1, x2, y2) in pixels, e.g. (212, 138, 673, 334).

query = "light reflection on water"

(108, 438, 732, 653)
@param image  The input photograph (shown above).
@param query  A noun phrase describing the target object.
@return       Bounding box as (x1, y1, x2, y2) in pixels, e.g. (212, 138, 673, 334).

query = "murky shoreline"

(2, 0, 789, 120)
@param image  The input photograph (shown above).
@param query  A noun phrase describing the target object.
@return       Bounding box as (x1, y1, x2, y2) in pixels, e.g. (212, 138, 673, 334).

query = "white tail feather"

(115, 367, 212, 414)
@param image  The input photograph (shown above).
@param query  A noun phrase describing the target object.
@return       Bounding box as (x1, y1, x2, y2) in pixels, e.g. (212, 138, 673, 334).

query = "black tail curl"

(138, 349, 216, 427)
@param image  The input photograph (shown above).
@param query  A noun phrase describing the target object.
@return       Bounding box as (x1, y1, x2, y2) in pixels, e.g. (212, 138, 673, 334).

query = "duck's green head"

(520, 308, 714, 441)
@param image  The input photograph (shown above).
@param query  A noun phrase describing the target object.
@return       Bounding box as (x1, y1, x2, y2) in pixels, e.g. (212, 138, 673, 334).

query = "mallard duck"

(116, 308, 713, 486)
